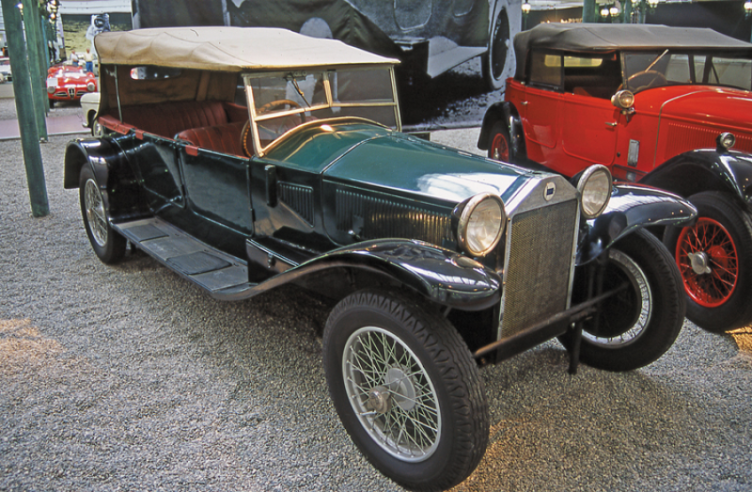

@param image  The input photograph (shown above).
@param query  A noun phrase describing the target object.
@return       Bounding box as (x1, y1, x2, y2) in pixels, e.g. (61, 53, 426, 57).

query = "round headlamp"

(47, 86, 55, 94)
(577, 165, 612, 219)
(454, 193, 506, 257)
(87, 82, 96, 92)
(717, 132, 735, 152)
(611, 90, 635, 110)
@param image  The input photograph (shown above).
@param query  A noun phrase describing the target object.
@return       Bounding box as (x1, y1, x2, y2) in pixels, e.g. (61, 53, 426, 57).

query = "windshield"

(245, 67, 399, 155)
(622, 51, 752, 93)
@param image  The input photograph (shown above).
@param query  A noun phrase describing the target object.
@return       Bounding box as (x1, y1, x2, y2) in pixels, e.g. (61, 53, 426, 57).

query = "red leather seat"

(176, 121, 247, 157)
(101, 101, 240, 139)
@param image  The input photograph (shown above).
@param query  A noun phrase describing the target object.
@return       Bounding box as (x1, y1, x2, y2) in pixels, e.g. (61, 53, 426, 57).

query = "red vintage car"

(478, 23, 752, 333)
(46, 64, 97, 106)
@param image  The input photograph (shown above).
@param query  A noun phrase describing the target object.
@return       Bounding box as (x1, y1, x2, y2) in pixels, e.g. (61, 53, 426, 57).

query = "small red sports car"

(47, 64, 97, 106)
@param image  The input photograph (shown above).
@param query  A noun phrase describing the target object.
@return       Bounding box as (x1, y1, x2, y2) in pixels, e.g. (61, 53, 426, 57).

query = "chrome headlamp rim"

(577, 164, 612, 219)
(717, 132, 735, 152)
(611, 89, 635, 110)
(455, 192, 506, 258)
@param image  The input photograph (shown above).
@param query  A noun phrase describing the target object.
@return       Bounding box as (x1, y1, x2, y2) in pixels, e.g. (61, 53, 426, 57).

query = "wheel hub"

(688, 251, 712, 275)
(385, 366, 417, 412)
(365, 386, 392, 414)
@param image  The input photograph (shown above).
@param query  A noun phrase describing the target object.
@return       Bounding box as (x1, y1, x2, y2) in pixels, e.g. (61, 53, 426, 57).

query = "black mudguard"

(577, 183, 697, 265)
(245, 239, 502, 311)
(477, 101, 525, 159)
(639, 149, 752, 212)
(63, 135, 147, 222)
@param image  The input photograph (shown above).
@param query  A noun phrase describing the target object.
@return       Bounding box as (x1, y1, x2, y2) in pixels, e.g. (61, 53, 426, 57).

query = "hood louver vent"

(279, 182, 315, 226)
(336, 188, 452, 246)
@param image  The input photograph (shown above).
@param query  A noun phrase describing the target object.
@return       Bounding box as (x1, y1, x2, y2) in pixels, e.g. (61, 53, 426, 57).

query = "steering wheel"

(620, 70, 667, 92)
(257, 99, 301, 115)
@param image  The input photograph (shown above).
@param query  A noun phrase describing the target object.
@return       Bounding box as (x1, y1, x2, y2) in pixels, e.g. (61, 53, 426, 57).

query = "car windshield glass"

(623, 51, 752, 92)
(246, 67, 399, 152)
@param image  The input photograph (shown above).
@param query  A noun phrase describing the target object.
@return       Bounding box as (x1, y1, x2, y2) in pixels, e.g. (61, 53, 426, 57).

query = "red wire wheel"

(675, 217, 738, 308)
(487, 121, 511, 162)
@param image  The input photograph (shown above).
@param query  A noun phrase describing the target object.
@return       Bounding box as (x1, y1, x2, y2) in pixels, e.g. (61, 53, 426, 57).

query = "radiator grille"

(336, 188, 452, 245)
(279, 182, 314, 226)
(500, 199, 578, 339)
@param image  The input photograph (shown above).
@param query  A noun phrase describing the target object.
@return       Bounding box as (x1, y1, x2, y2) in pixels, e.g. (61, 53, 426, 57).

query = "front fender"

(638, 149, 752, 212)
(249, 239, 502, 311)
(577, 183, 697, 265)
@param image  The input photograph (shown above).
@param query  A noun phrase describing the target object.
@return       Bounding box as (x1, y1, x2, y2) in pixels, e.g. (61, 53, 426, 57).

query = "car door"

(518, 50, 563, 168)
(560, 53, 621, 174)
(178, 143, 254, 256)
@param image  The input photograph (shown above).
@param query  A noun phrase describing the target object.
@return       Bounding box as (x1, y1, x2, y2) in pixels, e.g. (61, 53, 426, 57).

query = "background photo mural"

(130, 0, 521, 129)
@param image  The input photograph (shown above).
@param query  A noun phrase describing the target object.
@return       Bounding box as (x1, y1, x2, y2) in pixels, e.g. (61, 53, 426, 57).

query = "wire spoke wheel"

(490, 131, 510, 162)
(79, 165, 126, 264)
(582, 249, 652, 347)
(567, 229, 684, 371)
(84, 178, 109, 247)
(323, 289, 488, 490)
(343, 326, 441, 462)
(676, 217, 738, 308)
(663, 191, 752, 333)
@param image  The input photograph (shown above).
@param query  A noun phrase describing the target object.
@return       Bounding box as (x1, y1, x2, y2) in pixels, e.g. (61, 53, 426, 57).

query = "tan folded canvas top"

(94, 26, 399, 72)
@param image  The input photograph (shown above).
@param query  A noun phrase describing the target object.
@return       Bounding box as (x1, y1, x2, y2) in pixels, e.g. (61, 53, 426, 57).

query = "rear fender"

(252, 239, 502, 311)
(577, 183, 697, 265)
(63, 136, 146, 221)
(638, 150, 752, 212)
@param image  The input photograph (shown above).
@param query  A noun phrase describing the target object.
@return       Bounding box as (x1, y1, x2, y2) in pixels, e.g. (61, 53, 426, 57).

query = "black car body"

(64, 27, 695, 492)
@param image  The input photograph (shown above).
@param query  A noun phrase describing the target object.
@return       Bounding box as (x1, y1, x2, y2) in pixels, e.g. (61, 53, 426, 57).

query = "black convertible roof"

(514, 23, 752, 78)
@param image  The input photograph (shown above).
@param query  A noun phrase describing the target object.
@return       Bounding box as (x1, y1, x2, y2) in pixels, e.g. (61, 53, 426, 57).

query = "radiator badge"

(544, 181, 556, 201)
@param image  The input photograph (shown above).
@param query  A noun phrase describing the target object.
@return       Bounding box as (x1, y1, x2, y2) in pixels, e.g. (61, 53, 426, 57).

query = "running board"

(113, 218, 254, 300)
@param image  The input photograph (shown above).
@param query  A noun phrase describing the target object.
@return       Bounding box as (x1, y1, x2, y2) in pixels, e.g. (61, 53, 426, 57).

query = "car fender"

(477, 101, 525, 158)
(246, 239, 502, 311)
(577, 183, 698, 265)
(638, 149, 752, 212)
(63, 136, 146, 221)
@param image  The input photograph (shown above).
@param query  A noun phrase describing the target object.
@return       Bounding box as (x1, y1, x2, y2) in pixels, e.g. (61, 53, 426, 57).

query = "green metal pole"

(1, 0, 50, 217)
(22, 0, 49, 140)
(583, 0, 597, 23)
(623, 0, 633, 23)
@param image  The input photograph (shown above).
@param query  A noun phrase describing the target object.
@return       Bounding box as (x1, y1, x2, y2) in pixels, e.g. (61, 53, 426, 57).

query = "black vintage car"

(65, 27, 695, 491)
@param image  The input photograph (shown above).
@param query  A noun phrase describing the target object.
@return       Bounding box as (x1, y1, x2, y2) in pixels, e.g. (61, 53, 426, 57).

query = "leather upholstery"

(176, 121, 247, 157)
(104, 101, 232, 139)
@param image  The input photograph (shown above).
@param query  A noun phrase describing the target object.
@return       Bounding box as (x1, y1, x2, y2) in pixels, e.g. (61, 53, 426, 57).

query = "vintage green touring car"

(64, 27, 695, 491)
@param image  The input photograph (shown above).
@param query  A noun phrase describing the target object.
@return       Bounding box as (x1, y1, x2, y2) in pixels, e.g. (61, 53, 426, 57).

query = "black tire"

(323, 289, 488, 492)
(486, 120, 513, 162)
(663, 191, 752, 333)
(79, 165, 126, 264)
(481, 8, 510, 91)
(568, 229, 685, 372)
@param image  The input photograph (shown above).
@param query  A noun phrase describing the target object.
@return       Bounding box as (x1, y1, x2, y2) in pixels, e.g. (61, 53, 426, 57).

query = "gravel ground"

(1, 132, 751, 492)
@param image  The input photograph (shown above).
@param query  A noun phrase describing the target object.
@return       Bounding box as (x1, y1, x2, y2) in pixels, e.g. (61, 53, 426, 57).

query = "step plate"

(113, 218, 251, 296)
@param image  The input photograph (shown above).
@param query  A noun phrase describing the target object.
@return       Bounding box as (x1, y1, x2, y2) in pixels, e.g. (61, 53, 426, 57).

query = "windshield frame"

(243, 66, 401, 157)
(620, 49, 752, 93)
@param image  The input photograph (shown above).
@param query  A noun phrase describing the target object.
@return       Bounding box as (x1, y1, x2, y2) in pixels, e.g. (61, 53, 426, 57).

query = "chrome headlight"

(611, 90, 635, 110)
(577, 165, 612, 219)
(454, 193, 506, 257)
(87, 82, 96, 92)
(717, 132, 735, 152)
